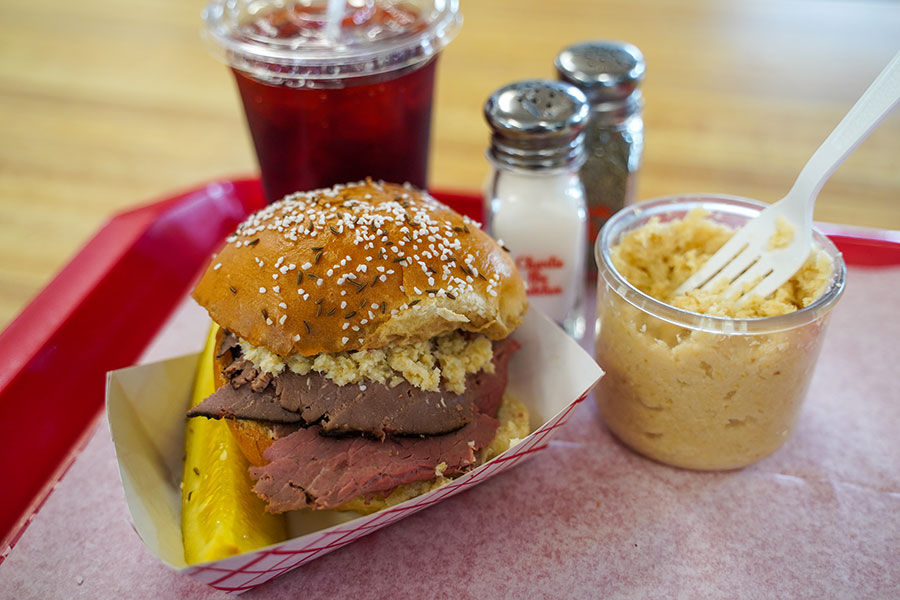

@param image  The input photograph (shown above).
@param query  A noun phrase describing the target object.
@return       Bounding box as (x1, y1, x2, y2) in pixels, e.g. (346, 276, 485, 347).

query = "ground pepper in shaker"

(555, 41, 645, 276)
(483, 80, 589, 338)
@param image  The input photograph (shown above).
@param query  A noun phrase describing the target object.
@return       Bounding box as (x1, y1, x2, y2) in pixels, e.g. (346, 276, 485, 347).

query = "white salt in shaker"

(483, 80, 589, 338)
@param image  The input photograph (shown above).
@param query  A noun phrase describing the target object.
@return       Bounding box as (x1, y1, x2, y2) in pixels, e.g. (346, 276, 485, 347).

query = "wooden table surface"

(1, 0, 898, 331)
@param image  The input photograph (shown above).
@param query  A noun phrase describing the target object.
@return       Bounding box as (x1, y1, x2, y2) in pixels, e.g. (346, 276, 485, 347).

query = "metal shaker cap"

(483, 79, 589, 170)
(555, 41, 645, 106)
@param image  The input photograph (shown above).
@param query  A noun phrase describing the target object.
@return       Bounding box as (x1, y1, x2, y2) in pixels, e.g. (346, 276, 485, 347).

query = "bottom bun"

(227, 392, 530, 515)
(226, 418, 275, 468)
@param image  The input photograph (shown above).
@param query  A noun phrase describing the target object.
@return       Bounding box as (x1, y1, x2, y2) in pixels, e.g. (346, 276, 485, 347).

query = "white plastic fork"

(676, 50, 900, 303)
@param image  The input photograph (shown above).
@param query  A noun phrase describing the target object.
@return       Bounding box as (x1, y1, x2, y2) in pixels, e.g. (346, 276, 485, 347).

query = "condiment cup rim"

(594, 194, 846, 335)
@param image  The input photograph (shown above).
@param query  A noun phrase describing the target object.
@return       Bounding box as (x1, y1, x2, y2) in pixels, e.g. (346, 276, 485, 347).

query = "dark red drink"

(204, 1, 461, 202)
(234, 58, 436, 201)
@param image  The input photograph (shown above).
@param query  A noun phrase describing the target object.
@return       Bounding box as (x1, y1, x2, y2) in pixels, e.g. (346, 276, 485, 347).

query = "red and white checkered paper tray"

(106, 306, 604, 594)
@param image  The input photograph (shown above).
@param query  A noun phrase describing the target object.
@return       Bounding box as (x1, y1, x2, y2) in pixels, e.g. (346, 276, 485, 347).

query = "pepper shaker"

(483, 80, 589, 338)
(555, 41, 645, 276)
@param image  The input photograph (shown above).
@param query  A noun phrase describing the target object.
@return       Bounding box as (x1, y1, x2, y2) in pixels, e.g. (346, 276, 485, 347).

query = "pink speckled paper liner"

(2, 267, 899, 599)
(106, 307, 603, 594)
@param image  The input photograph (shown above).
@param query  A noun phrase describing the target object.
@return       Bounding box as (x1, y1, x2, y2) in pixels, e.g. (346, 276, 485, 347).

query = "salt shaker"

(555, 41, 645, 276)
(483, 80, 589, 338)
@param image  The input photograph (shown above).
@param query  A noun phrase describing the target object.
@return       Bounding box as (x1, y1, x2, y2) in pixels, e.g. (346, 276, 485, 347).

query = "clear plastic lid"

(203, 0, 461, 84)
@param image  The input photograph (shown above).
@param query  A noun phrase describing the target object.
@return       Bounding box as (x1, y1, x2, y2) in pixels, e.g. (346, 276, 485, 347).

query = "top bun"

(193, 180, 528, 356)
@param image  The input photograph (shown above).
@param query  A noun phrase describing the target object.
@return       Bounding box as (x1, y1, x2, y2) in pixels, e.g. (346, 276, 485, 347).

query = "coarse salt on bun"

(193, 180, 528, 356)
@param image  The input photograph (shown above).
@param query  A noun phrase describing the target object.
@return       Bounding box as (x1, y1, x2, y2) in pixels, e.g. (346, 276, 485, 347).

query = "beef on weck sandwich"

(187, 180, 530, 514)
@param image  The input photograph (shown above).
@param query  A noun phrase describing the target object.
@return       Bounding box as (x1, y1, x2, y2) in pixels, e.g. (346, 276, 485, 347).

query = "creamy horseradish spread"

(609, 210, 832, 318)
(595, 209, 836, 470)
(240, 331, 495, 394)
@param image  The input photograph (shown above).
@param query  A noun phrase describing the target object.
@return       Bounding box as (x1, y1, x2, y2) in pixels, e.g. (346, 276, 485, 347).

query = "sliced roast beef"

(222, 358, 269, 391)
(250, 412, 500, 512)
(188, 338, 519, 438)
(186, 380, 301, 424)
(272, 423, 301, 439)
(276, 370, 473, 436)
(469, 338, 518, 418)
(217, 330, 239, 358)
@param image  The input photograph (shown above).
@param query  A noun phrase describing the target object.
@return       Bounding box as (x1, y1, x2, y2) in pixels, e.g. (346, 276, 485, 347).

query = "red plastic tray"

(0, 178, 897, 555)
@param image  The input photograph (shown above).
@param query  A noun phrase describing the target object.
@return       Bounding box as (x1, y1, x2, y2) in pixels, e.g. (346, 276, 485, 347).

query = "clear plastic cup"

(203, 1, 461, 202)
(593, 195, 846, 470)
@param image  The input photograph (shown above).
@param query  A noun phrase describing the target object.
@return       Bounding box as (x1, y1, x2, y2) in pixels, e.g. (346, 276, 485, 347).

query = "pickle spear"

(181, 324, 286, 564)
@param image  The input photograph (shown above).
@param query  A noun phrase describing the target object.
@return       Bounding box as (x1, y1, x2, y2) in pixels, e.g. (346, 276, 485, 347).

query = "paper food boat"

(106, 307, 603, 594)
